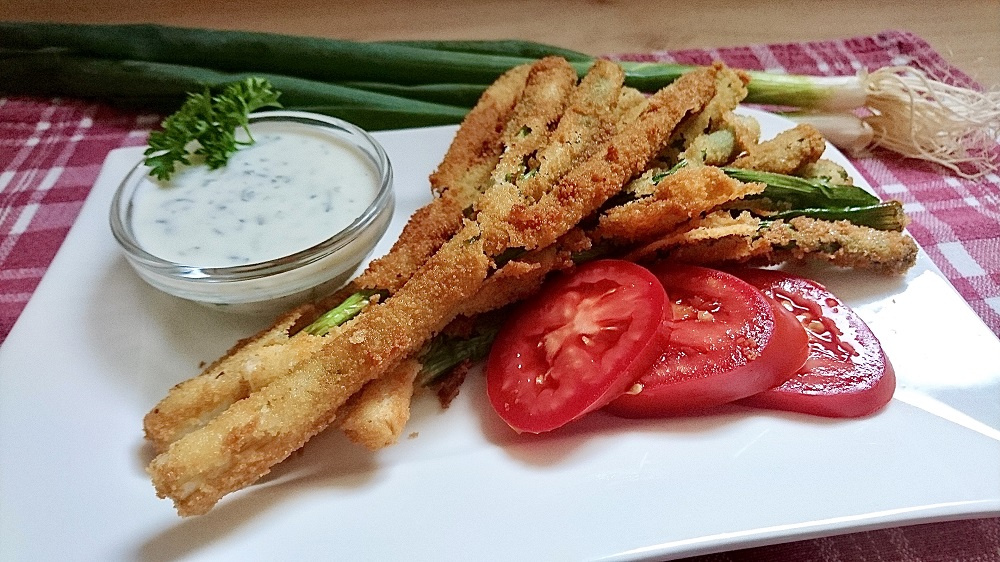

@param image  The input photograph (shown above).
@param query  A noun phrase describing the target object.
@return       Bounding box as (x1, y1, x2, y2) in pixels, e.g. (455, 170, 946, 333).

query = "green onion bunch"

(1, 22, 996, 177)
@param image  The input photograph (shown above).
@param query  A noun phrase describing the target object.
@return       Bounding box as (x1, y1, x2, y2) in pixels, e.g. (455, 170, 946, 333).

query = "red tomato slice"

(731, 268, 896, 418)
(486, 260, 669, 433)
(605, 264, 809, 417)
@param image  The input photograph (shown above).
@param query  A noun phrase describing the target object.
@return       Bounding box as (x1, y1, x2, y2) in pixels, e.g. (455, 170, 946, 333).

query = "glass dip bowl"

(110, 110, 394, 315)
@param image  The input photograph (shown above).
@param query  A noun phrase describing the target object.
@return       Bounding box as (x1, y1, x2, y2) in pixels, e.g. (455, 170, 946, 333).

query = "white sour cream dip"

(132, 120, 379, 268)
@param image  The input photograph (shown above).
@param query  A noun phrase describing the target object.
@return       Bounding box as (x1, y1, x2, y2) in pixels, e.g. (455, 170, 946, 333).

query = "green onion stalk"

(1, 22, 996, 177)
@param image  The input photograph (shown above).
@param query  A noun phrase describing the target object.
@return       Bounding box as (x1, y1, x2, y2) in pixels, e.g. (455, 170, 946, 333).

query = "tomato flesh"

(486, 260, 669, 433)
(731, 268, 895, 418)
(605, 264, 809, 417)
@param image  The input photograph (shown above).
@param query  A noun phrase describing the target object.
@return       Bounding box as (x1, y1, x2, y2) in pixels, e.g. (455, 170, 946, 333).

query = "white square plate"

(2, 110, 999, 561)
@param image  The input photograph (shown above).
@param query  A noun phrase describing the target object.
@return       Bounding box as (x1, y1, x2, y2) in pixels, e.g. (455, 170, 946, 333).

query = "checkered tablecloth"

(1, 29, 998, 561)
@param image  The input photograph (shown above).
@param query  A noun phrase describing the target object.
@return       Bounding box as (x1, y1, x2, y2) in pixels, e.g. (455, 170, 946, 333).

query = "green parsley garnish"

(143, 77, 282, 181)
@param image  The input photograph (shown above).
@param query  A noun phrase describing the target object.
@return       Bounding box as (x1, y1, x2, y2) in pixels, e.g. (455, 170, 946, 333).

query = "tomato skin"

(731, 268, 896, 418)
(605, 264, 809, 418)
(486, 260, 669, 433)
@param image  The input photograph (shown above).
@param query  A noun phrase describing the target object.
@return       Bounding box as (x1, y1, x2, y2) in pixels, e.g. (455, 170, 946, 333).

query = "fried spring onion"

(145, 58, 919, 515)
(143, 306, 323, 449)
(146, 62, 721, 515)
(429, 64, 532, 203)
(593, 165, 765, 243)
(627, 211, 917, 274)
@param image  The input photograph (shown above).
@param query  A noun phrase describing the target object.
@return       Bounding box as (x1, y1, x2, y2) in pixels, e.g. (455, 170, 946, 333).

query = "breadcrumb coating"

(730, 123, 827, 174)
(476, 58, 623, 251)
(594, 165, 765, 243)
(429, 64, 532, 203)
(663, 66, 750, 162)
(142, 305, 322, 451)
(336, 359, 421, 451)
(486, 64, 721, 255)
(758, 216, 919, 274)
(636, 212, 918, 275)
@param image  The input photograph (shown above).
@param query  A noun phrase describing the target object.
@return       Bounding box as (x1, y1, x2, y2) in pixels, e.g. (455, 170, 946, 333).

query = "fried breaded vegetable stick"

(730, 123, 827, 174)
(475, 57, 614, 242)
(142, 306, 331, 450)
(335, 358, 422, 451)
(429, 64, 532, 205)
(593, 165, 765, 243)
(755, 216, 918, 273)
(351, 62, 533, 292)
(490, 57, 578, 188)
(679, 111, 761, 166)
(143, 64, 532, 451)
(149, 223, 490, 516)
(516, 59, 626, 202)
(629, 211, 918, 274)
(482, 63, 720, 256)
(659, 66, 751, 162)
(336, 231, 588, 450)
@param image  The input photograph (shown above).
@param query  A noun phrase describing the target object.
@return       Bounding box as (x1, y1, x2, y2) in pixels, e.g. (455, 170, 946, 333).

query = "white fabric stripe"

(37, 167, 63, 192)
(986, 297, 1000, 317)
(0, 170, 13, 194)
(881, 182, 909, 194)
(11, 203, 39, 235)
(748, 43, 785, 74)
(0, 291, 33, 305)
(0, 267, 47, 281)
(800, 45, 831, 74)
(938, 241, 986, 277)
(0, 105, 59, 198)
(829, 39, 865, 72)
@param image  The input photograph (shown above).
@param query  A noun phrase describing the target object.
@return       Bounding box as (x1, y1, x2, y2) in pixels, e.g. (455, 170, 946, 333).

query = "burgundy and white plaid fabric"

(0, 102, 157, 337)
(0, 30, 998, 561)
(615, 31, 1000, 343)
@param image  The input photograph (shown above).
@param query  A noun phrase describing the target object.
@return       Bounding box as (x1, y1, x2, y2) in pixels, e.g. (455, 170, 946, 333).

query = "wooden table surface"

(2, 0, 999, 86)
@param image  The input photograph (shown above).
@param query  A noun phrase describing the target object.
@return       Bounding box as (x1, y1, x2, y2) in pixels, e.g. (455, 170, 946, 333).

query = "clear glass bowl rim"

(109, 110, 394, 284)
